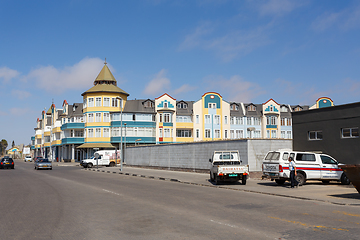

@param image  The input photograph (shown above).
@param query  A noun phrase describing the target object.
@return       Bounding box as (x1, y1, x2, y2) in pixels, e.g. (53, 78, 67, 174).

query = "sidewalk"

(81, 165, 360, 206)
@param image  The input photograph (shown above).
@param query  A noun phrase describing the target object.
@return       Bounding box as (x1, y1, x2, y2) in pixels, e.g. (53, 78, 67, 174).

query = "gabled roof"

(81, 84, 129, 96)
(94, 64, 117, 85)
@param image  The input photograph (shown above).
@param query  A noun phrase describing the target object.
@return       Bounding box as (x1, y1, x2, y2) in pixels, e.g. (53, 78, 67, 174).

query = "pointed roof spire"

(94, 59, 117, 86)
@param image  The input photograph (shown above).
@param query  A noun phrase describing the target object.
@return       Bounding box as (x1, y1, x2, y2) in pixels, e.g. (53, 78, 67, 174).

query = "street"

(1, 160, 359, 240)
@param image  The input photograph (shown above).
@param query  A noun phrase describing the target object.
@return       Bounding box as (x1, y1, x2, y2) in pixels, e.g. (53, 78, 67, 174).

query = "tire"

(109, 162, 115, 167)
(295, 172, 306, 186)
(275, 179, 285, 185)
(214, 175, 219, 185)
(241, 175, 247, 185)
(210, 172, 214, 182)
(50, 168, 52, 170)
(341, 172, 350, 185)
(87, 163, 93, 168)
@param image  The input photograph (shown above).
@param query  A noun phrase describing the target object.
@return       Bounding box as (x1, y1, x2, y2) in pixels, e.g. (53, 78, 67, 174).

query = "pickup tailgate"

(218, 165, 249, 174)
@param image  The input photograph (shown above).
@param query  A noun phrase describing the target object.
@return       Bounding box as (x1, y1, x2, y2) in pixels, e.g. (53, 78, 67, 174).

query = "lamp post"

(124, 123, 127, 165)
(116, 96, 123, 172)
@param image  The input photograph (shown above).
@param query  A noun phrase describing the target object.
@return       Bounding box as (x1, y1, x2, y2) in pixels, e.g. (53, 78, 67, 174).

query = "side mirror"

(209, 158, 212, 163)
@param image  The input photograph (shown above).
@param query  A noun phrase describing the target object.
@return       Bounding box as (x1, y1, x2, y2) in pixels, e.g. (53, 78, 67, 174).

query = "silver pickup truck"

(209, 151, 249, 185)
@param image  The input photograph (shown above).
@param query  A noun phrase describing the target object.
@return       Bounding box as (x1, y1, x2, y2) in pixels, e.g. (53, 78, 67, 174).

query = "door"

(320, 155, 341, 180)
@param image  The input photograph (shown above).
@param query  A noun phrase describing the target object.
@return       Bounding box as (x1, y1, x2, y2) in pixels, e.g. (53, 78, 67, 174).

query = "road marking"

(333, 211, 360, 218)
(210, 220, 240, 229)
(102, 189, 123, 196)
(303, 212, 359, 225)
(268, 216, 349, 232)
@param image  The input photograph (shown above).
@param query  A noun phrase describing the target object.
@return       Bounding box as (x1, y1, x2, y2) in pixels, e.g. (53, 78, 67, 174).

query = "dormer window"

(164, 102, 168, 108)
(73, 105, 76, 112)
(143, 101, 154, 108)
(208, 103, 216, 109)
(280, 106, 288, 112)
(247, 105, 256, 111)
(231, 104, 239, 111)
(294, 106, 302, 112)
(177, 102, 187, 109)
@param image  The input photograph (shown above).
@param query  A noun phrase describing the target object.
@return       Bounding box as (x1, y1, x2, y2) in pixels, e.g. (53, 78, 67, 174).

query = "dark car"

(0, 157, 15, 169)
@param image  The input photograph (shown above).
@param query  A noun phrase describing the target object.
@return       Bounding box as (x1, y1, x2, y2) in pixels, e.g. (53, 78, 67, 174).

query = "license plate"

(229, 174, 238, 177)
(5, 163, 9, 164)
(270, 173, 276, 176)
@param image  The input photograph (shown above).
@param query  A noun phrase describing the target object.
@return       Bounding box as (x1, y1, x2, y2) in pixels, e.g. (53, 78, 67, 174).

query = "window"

(164, 113, 171, 123)
(296, 153, 316, 161)
(95, 97, 101, 107)
(254, 130, 261, 138)
(74, 130, 83, 137)
(177, 102, 187, 109)
(254, 117, 260, 125)
(196, 129, 199, 138)
(164, 128, 170, 138)
(205, 115, 211, 124)
(230, 130, 234, 139)
(287, 118, 292, 126)
(267, 130, 270, 138)
(281, 106, 288, 112)
(309, 131, 323, 140)
(176, 130, 192, 138)
(247, 105, 256, 111)
(144, 101, 154, 108)
(267, 116, 277, 125)
(231, 104, 239, 110)
(88, 113, 94, 122)
(88, 98, 94, 107)
(281, 118, 286, 126)
(214, 130, 220, 138)
(341, 127, 359, 138)
(294, 106, 302, 112)
(224, 130, 228, 138)
(159, 113, 162, 122)
(321, 155, 337, 164)
(224, 116, 228, 124)
(95, 113, 101, 122)
(88, 129, 94, 138)
(104, 97, 110, 107)
(112, 98, 118, 107)
(83, 98, 87, 108)
(230, 117, 234, 125)
(281, 131, 285, 138)
(205, 129, 211, 138)
(103, 113, 110, 122)
(236, 130, 243, 138)
(271, 130, 277, 138)
(287, 131, 292, 139)
(214, 115, 220, 125)
(196, 115, 199, 124)
(159, 128, 163, 138)
(95, 128, 101, 138)
(103, 128, 110, 138)
(247, 117, 252, 125)
(163, 102, 168, 108)
(208, 103, 216, 108)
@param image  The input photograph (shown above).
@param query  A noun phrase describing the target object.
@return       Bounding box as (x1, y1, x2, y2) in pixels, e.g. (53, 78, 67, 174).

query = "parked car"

(0, 157, 15, 169)
(24, 156, 32, 162)
(34, 158, 52, 170)
(262, 149, 350, 185)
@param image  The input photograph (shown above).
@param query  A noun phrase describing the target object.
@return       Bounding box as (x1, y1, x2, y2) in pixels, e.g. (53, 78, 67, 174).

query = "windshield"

(39, 159, 50, 162)
(265, 152, 280, 161)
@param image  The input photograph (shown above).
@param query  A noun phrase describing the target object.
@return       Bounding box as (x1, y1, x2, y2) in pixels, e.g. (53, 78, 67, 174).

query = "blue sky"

(1, 0, 360, 145)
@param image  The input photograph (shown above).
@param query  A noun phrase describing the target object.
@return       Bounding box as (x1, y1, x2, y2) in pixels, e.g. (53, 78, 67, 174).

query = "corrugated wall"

(125, 139, 292, 172)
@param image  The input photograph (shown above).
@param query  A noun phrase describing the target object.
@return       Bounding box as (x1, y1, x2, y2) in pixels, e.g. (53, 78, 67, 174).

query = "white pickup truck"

(81, 150, 120, 168)
(209, 151, 249, 185)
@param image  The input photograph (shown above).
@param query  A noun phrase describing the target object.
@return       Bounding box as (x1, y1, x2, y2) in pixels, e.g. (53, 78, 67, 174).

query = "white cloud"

(0, 67, 20, 83)
(143, 69, 171, 96)
(172, 84, 197, 95)
(24, 57, 105, 94)
(9, 107, 32, 116)
(11, 90, 31, 100)
(258, 0, 306, 17)
(178, 22, 214, 51)
(311, 6, 360, 32)
(203, 75, 264, 102)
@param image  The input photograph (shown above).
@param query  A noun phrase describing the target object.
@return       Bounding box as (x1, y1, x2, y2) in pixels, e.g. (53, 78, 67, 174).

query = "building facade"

(32, 61, 327, 162)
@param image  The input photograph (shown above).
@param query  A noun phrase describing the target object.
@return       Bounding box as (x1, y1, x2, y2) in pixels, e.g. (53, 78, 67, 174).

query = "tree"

(0, 139, 8, 156)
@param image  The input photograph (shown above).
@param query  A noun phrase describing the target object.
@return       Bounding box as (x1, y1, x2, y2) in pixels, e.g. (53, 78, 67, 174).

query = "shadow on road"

(329, 193, 360, 200)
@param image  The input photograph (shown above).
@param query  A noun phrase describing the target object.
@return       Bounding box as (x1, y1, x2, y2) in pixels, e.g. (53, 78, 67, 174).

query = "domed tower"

(80, 60, 129, 154)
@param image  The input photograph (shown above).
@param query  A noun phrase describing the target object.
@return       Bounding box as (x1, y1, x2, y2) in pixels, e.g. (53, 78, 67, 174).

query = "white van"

(80, 150, 120, 168)
(262, 149, 350, 186)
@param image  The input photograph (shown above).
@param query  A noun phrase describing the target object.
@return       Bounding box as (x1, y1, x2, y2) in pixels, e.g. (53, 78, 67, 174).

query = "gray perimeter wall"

(125, 139, 291, 172)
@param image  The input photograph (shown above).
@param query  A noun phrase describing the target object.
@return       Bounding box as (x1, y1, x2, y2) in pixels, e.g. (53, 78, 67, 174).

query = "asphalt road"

(1, 160, 359, 240)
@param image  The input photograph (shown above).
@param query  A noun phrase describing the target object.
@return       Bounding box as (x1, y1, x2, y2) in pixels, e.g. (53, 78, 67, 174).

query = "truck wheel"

(295, 172, 305, 186)
(87, 163, 93, 168)
(341, 173, 350, 185)
(241, 175, 247, 185)
(109, 162, 115, 167)
(275, 179, 285, 185)
(214, 175, 219, 185)
(210, 172, 214, 182)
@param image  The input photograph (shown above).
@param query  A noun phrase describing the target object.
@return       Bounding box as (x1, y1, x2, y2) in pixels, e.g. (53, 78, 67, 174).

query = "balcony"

(61, 122, 85, 130)
(62, 137, 85, 145)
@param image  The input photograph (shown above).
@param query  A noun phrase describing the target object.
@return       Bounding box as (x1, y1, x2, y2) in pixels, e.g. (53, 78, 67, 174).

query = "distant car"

(24, 156, 32, 162)
(34, 158, 52, 170)
(34, 156, 44, 162)
(0, 157, 15, 169)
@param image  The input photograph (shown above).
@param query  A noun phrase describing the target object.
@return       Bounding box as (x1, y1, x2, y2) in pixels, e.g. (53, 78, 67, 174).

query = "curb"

(81, 168, 360, 206)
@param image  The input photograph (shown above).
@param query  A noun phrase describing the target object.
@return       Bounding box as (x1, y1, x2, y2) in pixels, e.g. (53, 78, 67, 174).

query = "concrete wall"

(125, 139, 292, 172)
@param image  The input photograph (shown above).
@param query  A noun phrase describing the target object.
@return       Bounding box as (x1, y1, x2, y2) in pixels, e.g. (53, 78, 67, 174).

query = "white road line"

(102, 189, 123, 196)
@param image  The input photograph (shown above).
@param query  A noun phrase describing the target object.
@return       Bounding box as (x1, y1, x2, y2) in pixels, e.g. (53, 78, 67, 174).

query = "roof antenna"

(104, 58, 107, 65)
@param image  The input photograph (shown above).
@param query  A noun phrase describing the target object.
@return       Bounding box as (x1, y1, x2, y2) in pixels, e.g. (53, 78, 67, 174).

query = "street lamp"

(115, 96, 123, 172)
(124, 123, 127, 165)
